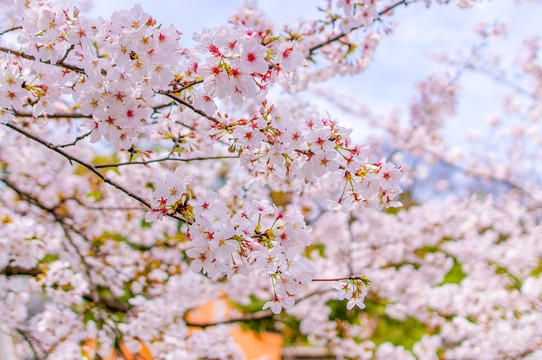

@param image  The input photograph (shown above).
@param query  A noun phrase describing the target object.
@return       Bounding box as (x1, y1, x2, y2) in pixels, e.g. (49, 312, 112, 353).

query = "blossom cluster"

(333, 277, 370, 310)
(188, 24, 305, 111)
(1, 0, 540, 359)
(3, 1, 181, 148)
(0, 212, 45, 270)
(145, 167, 314, 314)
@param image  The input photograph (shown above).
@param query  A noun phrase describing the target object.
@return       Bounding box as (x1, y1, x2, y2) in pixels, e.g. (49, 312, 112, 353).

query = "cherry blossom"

(0, 0, 541, 359)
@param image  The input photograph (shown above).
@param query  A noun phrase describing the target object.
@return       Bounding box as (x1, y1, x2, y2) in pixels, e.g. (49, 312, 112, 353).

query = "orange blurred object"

(84, 296, 282, 360)
(83, 339, 153, 360)
(186, 297, 282, 360)
(229, 327, 282, 360)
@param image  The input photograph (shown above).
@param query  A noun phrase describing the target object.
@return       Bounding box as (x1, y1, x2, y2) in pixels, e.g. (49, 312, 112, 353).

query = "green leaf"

(439, 259, 467, 285)
(141, 218, 152, 228)
(530, 259, 542, 277)
(364, 299, 428, 351)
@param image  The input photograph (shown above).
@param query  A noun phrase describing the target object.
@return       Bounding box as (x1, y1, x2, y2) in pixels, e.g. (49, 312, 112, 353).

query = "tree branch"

(3, 122, 191, 224)
(15, 328, 43, 360)
(185, 310, 274, 328)
(1, 177, 103, 302)
(174, 120, 232, 147)
(1, 266, 131, 314)
(157, 90, 227, 127)
(308, 0, 410, 57)
(58, 44, 75, 65)
(312, 276, 367, 282)
(57, 131, 92, 148)
(94, 154, 239, 168)
(0, 26, 22, 36)
(164, 79, 204, 93)
(0, 266, 41, 277)
(0, 45, 86, 74)
(13, 111, 92, 119)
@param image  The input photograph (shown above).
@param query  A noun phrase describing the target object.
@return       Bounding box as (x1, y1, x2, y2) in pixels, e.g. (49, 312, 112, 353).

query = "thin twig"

(308, 0, 410, 56)
(1, 177, 90, 242)
(0, 25, 22, 36)
(2, 178, 102, 302)
(58, 44, 75, 64)
(157, 90, 226, 127)
(184, 290, 329, 328)
(174, 120, 232, 147)
(185, 310, 274, 328)
(312, 276, 366, 282)
(152, 101, 175, 112)
(57, 131, 92, 148)
(0, 45, 86, 74)
(94, 155, 239, 168)
(164, 79, 204, 93)
(77, 206, 147, 211)
(16, 328, 42, 360)
(2, 265, 131, 313)
(14, 111, 92, 119)
(3, 122, 192, 224)
(449, 32, 489, 84)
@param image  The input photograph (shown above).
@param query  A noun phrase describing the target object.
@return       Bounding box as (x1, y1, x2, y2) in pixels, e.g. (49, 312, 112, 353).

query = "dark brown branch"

(77, 206, 147, 211)
(0, 123, 151, 209)
(4, 122, 151, 207)
(157, 90, 226, 127)
(94, 155, 239, 168)
(16, 328, 43, 360)
(14, 111, 92, 119)
(14, 104, 175, 119)
(165, 79, 204, 93)
(185, 310, 274, 328)
(0, 26, 22, 36)
(65, 195, 148, 212)
(94, 295, 131, 314)
(178, 79, 204, 92)
(1, 177, 102, 302)
(14, 104, 178, 119)
(174, 120, 232, 147)
(3, 122, 191, 224)
(58, 44, 75, 64)
(312, 276, 367, 282)
(184, 290, 329, 328)
(0, 45, 86, 74)
(1, 266, 131, 314)
(152, 101, 175, 112)
(58, 131, 92, 148)
(0, 266, 41, 277)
